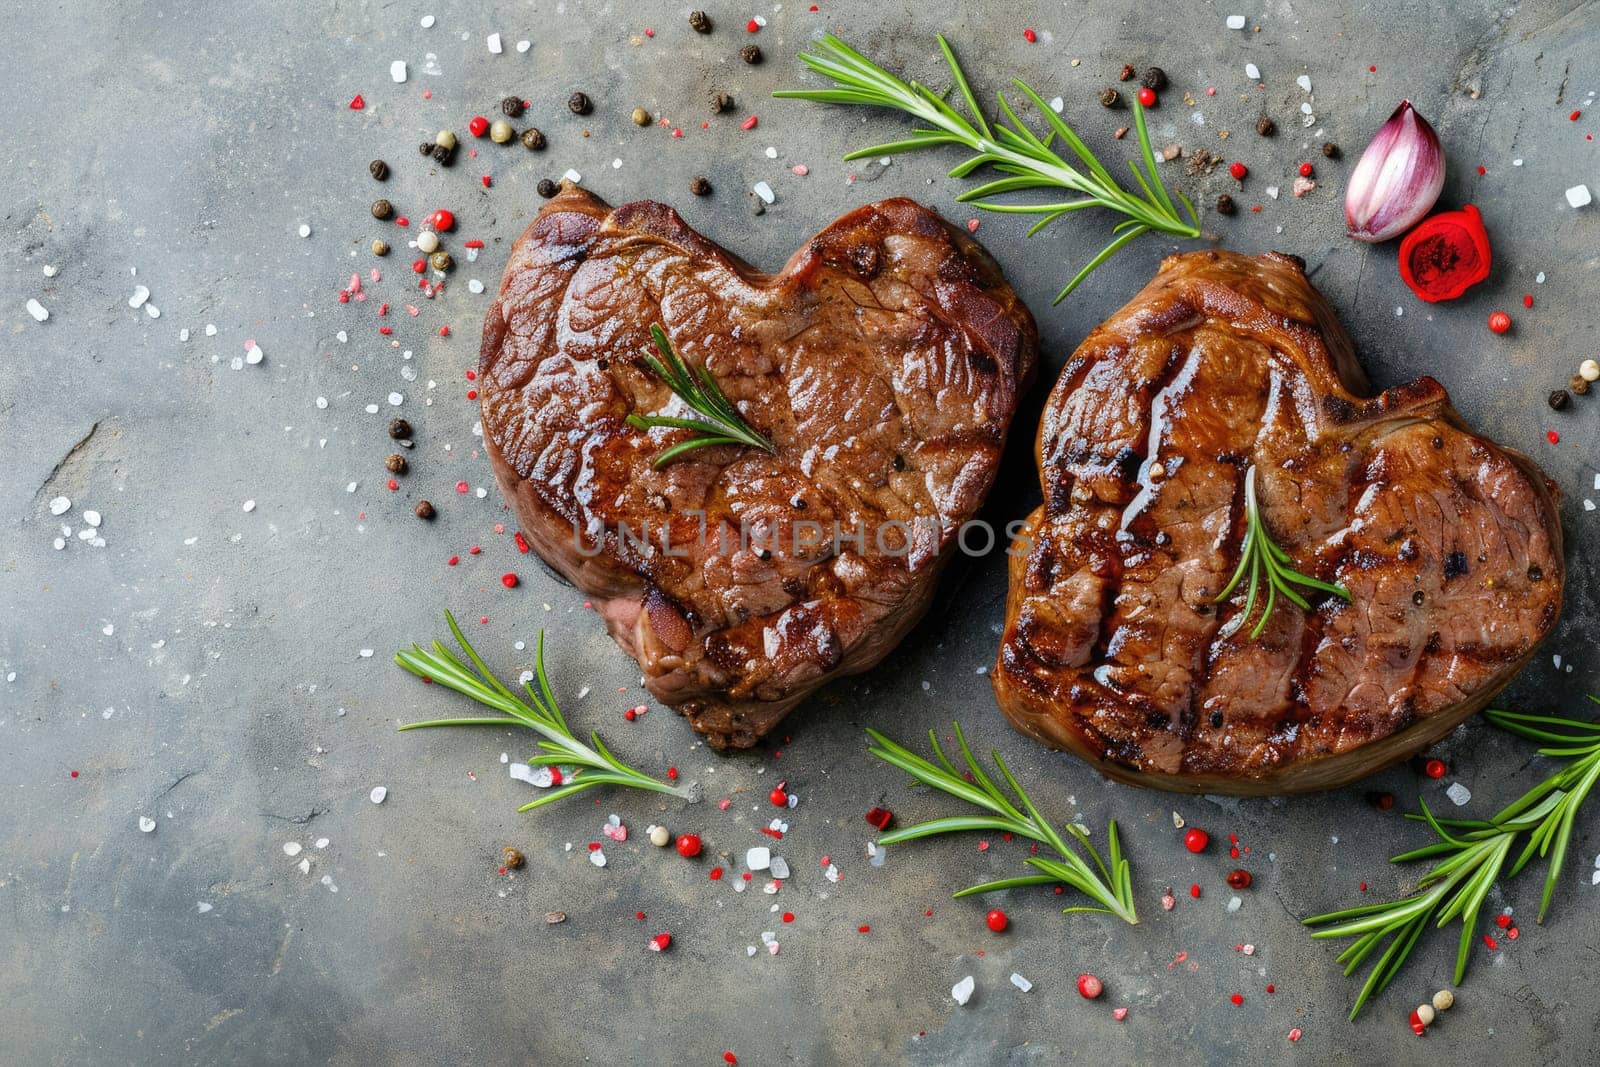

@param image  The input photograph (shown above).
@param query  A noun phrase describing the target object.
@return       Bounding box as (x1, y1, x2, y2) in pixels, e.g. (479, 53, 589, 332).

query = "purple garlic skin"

(1345, 100, 1445, 243)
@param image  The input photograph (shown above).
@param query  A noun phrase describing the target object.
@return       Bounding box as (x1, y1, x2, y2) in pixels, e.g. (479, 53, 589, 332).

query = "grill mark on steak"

(994, 250, 1563, 794)
(481, 184, 1037, 748)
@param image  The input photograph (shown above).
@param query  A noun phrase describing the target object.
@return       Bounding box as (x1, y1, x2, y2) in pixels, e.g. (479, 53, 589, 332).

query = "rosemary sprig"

(395, 611, 697, 810)
(866, 724, 1137, 924)
(624, 324, 775, 468)
(1215, 465, 1351, 639)
(1303, 702, 1600, 1019)
(775, 33, 1201, 301)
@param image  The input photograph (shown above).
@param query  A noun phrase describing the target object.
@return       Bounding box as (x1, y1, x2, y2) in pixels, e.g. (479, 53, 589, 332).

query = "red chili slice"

(1398, 204, 1491, 302)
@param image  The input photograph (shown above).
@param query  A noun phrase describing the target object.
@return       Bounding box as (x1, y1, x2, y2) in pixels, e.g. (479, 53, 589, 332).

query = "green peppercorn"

(689, 10, 711, 32)
(429, 251, 453, 272)
(385, 453, 408, 474)
(371, 238, 389, 256)
(567, 91, 592, 115)
(388, 418, 412, 439)
(741, 44, 762, 65)
(489, 119, 513, 144)
(631, 107, 651, 127)
(502, 846, 526, 869)
(690, 176, 712, 196)
(414, 500, 436, 520)
(435, 129, 458, 151)
(537, 178, 558, 198)
(501, 96, 524, 118)
(369, 159, 389, 180)
(371, 199, 393, 220)
(1572, 374, 1591, 396)
(521, 127, 546, 151)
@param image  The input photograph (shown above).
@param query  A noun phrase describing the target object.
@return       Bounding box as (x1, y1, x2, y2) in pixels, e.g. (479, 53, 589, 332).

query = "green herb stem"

(624, 324, 775, 468)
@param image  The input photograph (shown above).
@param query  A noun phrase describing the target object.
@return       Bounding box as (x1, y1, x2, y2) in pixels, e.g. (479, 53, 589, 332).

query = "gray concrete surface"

(4, 0, 1598, 1063)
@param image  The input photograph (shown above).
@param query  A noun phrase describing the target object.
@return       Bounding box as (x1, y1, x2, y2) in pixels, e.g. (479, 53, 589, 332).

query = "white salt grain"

(26, 298, 48, 322)
(283, 841, 303, 856)
(298, 223, 313, 238)
(951, 975, 975, 1006)
(1226, 14, 1246, 29)
(370, 786, 388, 804)
(517, 40, 531, 53)
(1227, 895, 1243, 912)
(179, 328, 189, 341)
(487, 32, 503, 54)
(43, 264, 57, 277)
(589, 849, 607, 867)
(388, 392, 404, 406)
(390, 60, 408, 83)
(1565, 184, 1592, 209)
(1050, 96, 1064, 112)
(138, 816, 157, 833)
(197, 901, 213, 913)
(1446, 782, 1473, 806)
(1296, 75, 1313, 93)
(769, 856, 790, 879)
(747, 846, 772, 871)
(245, 343, 264, 365)
(241, 499, 256, 512)
(1245, 62, 1260, 80)
(753, 181, 776, 204)
(564, 168, 583, 184)
(129, 285, 150, 309)
(420, 14, 435, 28)
(468, 278, 485, 294)
(145, 304, 161, 319)
(83, 510, 101, 528)
(49, 496, 71, 516)
(1010, 973, 1033, 992)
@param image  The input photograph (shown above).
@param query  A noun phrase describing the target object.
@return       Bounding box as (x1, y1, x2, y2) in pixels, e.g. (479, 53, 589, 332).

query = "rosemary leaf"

(625, 324, 775, 468)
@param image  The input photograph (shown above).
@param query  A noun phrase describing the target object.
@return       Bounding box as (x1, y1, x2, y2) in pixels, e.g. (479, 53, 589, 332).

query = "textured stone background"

(3, 1, 1597, 1063)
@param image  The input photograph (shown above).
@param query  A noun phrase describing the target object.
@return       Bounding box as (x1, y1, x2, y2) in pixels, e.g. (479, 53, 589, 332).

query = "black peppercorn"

(537, 178, 558, 198)
(1322, 142, 1341, 159)
(711, 91, 735, 114)
(385, 453, 408, 474)
(690, 176, 712, 196)
(689, 9, 712, 33)
(388, 418, 412, 439)
(742, 44, 763, 64)
(1142, 67, 1168, 91)
(502, 96, 524, 117)
(1255, 113, 1276, 136)
(520, 127, 546, 151)
(567, 91, 592, 115)
(414, 500, 436, 521)
(369, 159, 389, 180)
(419, 141, 434, 156)
(1118, 63, 1136, 81)
(370, 198, 393, 220)
(1215, 193, 1237, 216)
(1548, 389, 1571, 411)
(1099, 87, 1120, 108)
(430, 144, 453, 164)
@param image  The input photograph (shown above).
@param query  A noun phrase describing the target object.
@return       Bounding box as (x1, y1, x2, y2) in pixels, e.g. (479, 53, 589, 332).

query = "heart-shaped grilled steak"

(481, 185, 1037, 748)
(994, 249, 1563, 794)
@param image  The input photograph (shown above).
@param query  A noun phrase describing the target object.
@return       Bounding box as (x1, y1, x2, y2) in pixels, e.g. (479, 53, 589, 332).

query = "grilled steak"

(481, 185, 1037, 748)
(994, 250, 1562, 794)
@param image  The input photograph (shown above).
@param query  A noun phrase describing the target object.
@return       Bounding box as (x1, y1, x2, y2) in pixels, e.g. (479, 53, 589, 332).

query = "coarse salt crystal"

(563, 168, 583, 184)
(468, 278, 485, 294)
(1050, 96, 1064, 113)
(1296, 75, 1312, 92)
(769, 856, 790, 879)
(1245, 62, 1260, 80)
(1266, 186, 1280, 200)
(138, 816, 156, 833)
(1010, 973, 1033, 992)
(241, 499, 256, 512)
(1565, 184, 1592, 209)
(129, 285, 150, 309)
(245, 343, 264, 365)
(753, 181, 775, 204)
(390, 60, 407, 83)
(1227, 895, 1243, 912)
(487, 33, 503, 53)
(370, 786, 388, 804)
(43, 264, 57, 277)
(49, 496, 71, 516)
(388, 392, 404, 406)
(589, 849, 607, 867)
(747, 846, 772, 870)
(82, 510, 101, 528)
(951, 975, 975, 1006)
(283, 841, 303, 856)
(517, 40, 531, 53)
(205, 323, 217, 336)
(179, 328, 189, 341)
(1446, 782, 1473, 806)
(824, 864, 841, 882)
(26, 298, 48, 322)
(145, 304, 161, 319)
(1226, 14, 1246, 29)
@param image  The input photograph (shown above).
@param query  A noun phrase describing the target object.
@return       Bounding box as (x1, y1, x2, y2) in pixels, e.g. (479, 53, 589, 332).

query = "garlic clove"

(1346, 100, 1445, 243)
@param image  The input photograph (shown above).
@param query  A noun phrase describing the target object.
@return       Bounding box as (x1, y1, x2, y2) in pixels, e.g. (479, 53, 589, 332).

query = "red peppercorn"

(724, 1055, 737, 1065)
(1183, 827, 1209, 853)
(865, 807, 894, 831)
(1189, 883, 1202, 898)
(1523, 294, 1534, 308)
(1023, 28, 1037, 43)
(1298, 162, 1314, 177)
(430, 209, 455, 231)
(675, 833, 702, 858)
(986, 909, 1008, 933)
(1231, 993, 1244, 1006)
(501, 572, 517, 588)
(1229, 161, 1248, 180)
(411, 259, 427, 274)
(623, 708, 636, 722)
(769, 786, 788, 807)
(1137, 87, 1157, 107)
(649, 932, 672, 952)
(468, 116, 490, 137)
(1226, 868, 1253, 889)
(1487, 311, 1512, 334)
(1076, 974, 1104, 999)
(1424, 758, 1448, 779)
